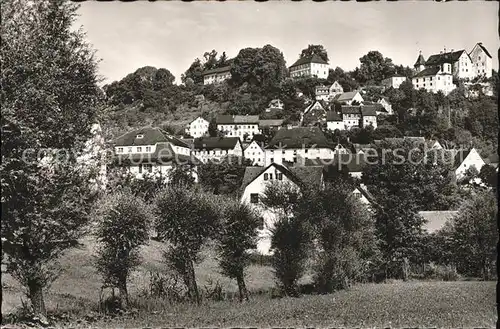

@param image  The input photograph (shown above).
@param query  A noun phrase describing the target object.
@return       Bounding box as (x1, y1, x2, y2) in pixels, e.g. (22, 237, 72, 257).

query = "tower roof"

(414, 52, 426, 67)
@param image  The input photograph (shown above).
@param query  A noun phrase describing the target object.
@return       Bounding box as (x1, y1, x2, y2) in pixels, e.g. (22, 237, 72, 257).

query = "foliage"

(1, 0, 101, 317)
(478, 164, 497, 189)
(216, 200, 261, 301)
(299, 44, 329, 63)
(326, 67, 359, 92)
(198, 156, 252, 195)
(154, 187, 220, 303)
(354, 51, 397, 85)
(106, 169, 167, 202)
(94, 191, 152, 309)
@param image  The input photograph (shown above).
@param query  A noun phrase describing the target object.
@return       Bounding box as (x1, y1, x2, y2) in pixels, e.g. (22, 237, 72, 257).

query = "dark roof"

(268, 127, 332, 149)
(114, 127, 189, 148)
(304, 100, 326, 114)
(419, 211, 459, 233)
(241, 163, 323, 189)
(113, 142, 195, 165)
(361, 106, 377, 116)
(290, 54, 329, 68)
(326, 111, 342, 121)
(413, 67, 441, 78)
(216, 115, 260, 124)
(414, 54, 426, 67)
(341, 106, 362, 115)
(334, 91, 361, 102)
(258, 119, 284, 127)
(202, 59, 234, 76)
(193, 137, 240, 150)
(425, 50, 466, 66)
(485, 153, 499, 164)
(473, 42, 491, 58)
(453, 149, 471, 168)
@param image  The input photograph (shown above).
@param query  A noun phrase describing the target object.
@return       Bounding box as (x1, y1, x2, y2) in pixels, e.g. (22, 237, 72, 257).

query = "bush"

(422, 263, 462, 281)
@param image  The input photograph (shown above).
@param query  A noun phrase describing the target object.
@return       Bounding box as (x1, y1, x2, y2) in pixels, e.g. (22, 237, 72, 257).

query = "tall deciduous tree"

(199, 156, 252, 195)
(299, 44, 329, 63)
(355, 51, 396, 85)
(1, 0, 101, 317)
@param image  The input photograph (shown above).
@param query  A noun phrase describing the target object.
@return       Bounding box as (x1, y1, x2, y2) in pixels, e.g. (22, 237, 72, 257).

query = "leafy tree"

(181, 58, 204, 85)
(478, 164, 497, 189)
(447, 190, 497, 279)
(1, 0, 101, 317)
(94, 191, 152, 309)
(299, 44, 329, 63)
(207, 117, 219, 137)
(355, 51, 397, 85)
(203, 49, 219, 70)
(326, 67, 359, 92)
(106, 169, 167, 203)
(154, 187, 220, 304)
(372, 125, 403, 140)
(216, 200, 261, 301)
(198, 156, 252, 195)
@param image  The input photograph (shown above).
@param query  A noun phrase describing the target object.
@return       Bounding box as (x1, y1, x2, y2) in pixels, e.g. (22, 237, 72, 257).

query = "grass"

(1, 236, 497, 328)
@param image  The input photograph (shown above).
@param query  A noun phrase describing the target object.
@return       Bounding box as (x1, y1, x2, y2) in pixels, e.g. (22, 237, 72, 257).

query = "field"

(1, 237, 497, 328)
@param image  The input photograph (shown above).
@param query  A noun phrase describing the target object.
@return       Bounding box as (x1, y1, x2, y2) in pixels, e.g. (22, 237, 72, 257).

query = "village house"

(329, 81, 344, 99)
(244, 140, 266, 166)
(301, 100, 327, 126)
(113, 127, 197, 180)
(202, 59, 233, 85)
(425, 49, 475, 80)
(264, 127, 334, 166)
(340, 105, 378, 130)
(452, 147, 485, 180)
(376, 97, 393, 115)
(258, 119, 285, 131)
(192, 137, 243, 163)
(381, 75, 408, 89)
(185, 116, 209, 138)
(326, 111, 343, 131)
(289, 54, 329, 80)
(216, 115, 260, 141)
(412, 51, 456, 95)
(315, 85, 330, 101)
(469, 42, 492, 78)
(332, 91, 364, 105)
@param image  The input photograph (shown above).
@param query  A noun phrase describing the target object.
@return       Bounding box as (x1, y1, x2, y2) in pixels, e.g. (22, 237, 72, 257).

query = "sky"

(75, 1, 498, 85)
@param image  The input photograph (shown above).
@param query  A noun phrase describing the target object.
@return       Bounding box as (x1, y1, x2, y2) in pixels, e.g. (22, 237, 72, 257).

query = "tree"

(448, 190, 497, 279)
(355, 51, 396, 85)
(478, 164, 497, 189)
(154, 187, 220, 304)
(181, 58, 204, 85)
(300, 44, 329, 63)
(216, 200, 261, 301)
(94, 191, 152, 309)
(203, 49, 219, 71)
(198, 156, 252, 195)
(1, 0, 101, 317)
(326, 67, 359, 92)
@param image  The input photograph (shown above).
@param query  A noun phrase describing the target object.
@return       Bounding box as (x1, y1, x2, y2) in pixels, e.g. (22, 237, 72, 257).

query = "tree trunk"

(28, 281, 47, 318)
(186, 259, 200, 304)
(118, 282, 129, 310)
(236, 273, 249, 302)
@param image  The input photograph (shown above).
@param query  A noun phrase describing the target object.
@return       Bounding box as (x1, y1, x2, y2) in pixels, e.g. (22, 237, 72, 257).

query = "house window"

(136, 134, 144, 139)
(138, 165, 143, 174)
(269, 174, 273, 180)
(117, 147, 123, 153)
(144, 164, 153, 173)
(277, 173, 283, 180)
(137, 147, 142, 152)
(146, 146, 151, 152)
(250, 193, 259, 204)
(270, 158, 274, 163)
(128, 147, 133, 153)
(264, 173, 269, 181)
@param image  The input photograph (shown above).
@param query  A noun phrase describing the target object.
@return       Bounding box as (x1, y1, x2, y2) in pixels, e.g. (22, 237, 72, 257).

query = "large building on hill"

(202, 59, 234, 85)
(216, 115, 260, 142)
(469, 42, 493, 78)
(289, 54, 329, 80)
(192, 137, 244, 163)
(113, 127, 198, 181)
(412, 51, 456, 95)
(185, 116, 209, 138)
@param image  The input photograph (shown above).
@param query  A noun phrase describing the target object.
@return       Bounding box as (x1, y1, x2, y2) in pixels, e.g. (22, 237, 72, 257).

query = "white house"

(315, 85, 330, 101)
(185, 116, 209, 138)
(301, 100, 327, 126)
(412, 52, 456, 95)
(289, 54, 329, 80)
(424, 49, 475, 80)
(469, 42, 492, 78)
(381, 75, 408, 89)
(113, 127, 197, 181)
(453, 147, 485, 180)
(258, 119, 284, 131)
(332, 91, 364, 105)
(329, 81, 344, 99)
(377, 97, 393, 115)
(264, 127, 335, 166)
(193, 137, 243, 163)
(340, 106, 378, 130)
(326, 111, 344, 131)
(202, 60, 233, 85)
(240, 163, 324, 254)
(245, 140, 266, 166)
(216, 115, 260, 142)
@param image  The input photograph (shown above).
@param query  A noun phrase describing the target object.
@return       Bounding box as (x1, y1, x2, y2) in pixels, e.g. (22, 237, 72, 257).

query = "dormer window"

(136, 134, 144, 139)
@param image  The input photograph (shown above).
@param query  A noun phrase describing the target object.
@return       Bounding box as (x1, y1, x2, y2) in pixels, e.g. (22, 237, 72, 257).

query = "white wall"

(186, 117, 209, 138)
(264, 147, 334, 166)
(245, 141, 265, 166)
(327, 121, 344, 131)
(217, 123, 260, 141)
(470, 45, 492, 78)
(455, 148, 485, 180)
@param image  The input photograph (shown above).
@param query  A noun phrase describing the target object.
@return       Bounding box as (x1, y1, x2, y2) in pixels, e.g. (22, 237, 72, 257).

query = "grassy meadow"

(1, 236, 496, 328)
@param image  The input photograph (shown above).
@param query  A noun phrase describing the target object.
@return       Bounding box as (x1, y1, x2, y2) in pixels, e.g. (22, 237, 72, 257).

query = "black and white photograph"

(1, 0, 498, 328)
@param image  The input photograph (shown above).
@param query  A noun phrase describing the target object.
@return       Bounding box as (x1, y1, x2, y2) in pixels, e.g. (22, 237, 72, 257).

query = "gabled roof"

(289, 54, 329, 68)
(241, 163, 324, 189)
(202, 59, 234, 76)
(267, 127, 332, 149)
(326, 111, 342, 121)
(216, 115, 260, 124)
(355, 184, 376, 204)
(361, 107, 377, 116)
(419, 211, 459, 233)
(413, 67, 441, 78)
(193, 137, 240, 150)
(425, 50, 466, 66)
(453, 149, 472, 168)
(304, 100, 327, 115)
(341, 106, 362, 115)
(188, 116, 209, 125)
(471, 42, 492, 58)
(244, 140, 264, 151)
(114, 127, 189, 148)
(258, 119, 284, 128)
(334, 91, 362, 103)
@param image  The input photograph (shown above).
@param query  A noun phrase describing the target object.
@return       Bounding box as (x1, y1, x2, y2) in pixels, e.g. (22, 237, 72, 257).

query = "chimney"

(444, 46, 447, 53)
